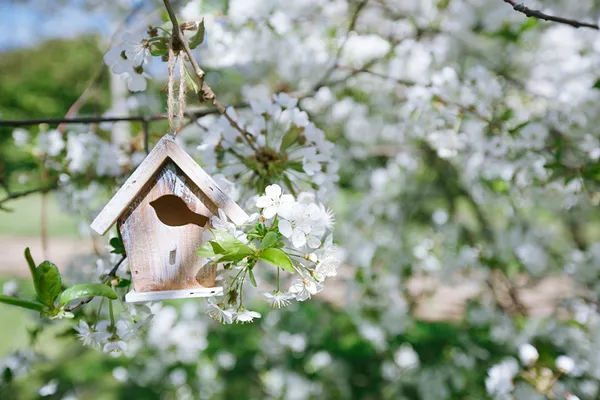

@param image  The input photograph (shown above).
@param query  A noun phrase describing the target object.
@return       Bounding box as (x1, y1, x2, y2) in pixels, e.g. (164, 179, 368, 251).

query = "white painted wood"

(90, 134, 249, 235)
(125, 287, 223, 303)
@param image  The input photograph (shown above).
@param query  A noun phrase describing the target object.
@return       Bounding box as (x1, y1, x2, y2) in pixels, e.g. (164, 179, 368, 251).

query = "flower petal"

(279, 219, 293, 237)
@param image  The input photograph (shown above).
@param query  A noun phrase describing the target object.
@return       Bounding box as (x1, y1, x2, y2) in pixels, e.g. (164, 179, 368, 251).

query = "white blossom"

(485, 358, 519, 397)
(556, 355, 575, 375)
(518, 343, 539, 366)
(235, 309, 261, 323)
(256, 184, 294, 219)
(264, 291, 292, 308)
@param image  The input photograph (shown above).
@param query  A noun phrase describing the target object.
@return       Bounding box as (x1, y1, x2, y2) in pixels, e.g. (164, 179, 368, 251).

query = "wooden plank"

(125, 287, 223, 303)
(120, 161, 218, 292)
(165, 139, 249, 226)
(90, 137, 170, 235)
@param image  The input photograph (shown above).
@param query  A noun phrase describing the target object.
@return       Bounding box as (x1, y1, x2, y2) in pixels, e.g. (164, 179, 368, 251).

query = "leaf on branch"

(59, 283, 117, 306)
(34, 261, 62, 307)
(217, 252, 250, 263)
(184, 66, 199, 93)
(189, 18, 205, 49)
(259, 248, 295, 273)
(110, 237, 126, 255)
(0, 295, 45, 312)
(24, 247, 36, 281)
(259, 231, 279, 250)
(248, 268, 257, 287)
(197, 242, 216, 258)
(210, 240, 226, 254)
(150, 40, 169, 57)
(280, 129, 299, 153)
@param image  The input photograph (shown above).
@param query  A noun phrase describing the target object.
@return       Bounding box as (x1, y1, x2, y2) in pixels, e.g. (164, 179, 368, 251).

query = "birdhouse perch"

(90, 135, 249, 302)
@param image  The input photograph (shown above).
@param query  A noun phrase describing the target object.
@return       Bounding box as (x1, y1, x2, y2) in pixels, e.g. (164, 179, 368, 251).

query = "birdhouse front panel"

(119, 160, 218, 293)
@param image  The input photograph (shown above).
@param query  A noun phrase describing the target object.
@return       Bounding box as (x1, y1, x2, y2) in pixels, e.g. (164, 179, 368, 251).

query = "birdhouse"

(90, 135, 248, 302)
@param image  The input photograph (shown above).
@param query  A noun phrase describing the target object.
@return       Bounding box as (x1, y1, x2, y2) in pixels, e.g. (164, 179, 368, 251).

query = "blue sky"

(0, 1, 111, 51)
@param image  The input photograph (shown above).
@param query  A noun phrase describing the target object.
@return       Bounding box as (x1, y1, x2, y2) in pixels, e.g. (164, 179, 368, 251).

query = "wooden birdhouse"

(90, 135, 248, 302)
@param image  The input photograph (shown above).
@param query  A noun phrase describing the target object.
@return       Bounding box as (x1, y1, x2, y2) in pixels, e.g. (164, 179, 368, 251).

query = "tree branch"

(0, 108, 227, 127)
(0, 182, 58, 210)
(65, 255, 127, 312)
(312, 0, 369, 90)
(162, 0, 258, 152)
(502, 0, 599, 30)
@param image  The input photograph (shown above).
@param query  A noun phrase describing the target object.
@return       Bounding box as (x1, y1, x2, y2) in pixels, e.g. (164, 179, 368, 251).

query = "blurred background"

(2, 0, 600, 399)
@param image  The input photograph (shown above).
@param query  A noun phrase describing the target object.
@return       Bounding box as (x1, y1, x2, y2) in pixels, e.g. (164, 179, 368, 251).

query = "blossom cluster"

(196, 89, 339, 201)
(202, 184, 339, 324)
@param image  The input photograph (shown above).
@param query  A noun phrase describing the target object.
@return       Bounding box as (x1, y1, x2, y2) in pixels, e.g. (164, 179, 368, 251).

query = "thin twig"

(0, 183, 58, 209)
(313, 0, 369, 90)
(502, 0, 599, 30)
(65, 255, 126, 312)
(161, 0, 258, 152)
(0, 108, 224, 127)
(337, 65, 492, 122)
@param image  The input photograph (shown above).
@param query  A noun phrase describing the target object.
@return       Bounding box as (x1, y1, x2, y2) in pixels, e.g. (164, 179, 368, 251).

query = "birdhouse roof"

(90, 135, 249, 235)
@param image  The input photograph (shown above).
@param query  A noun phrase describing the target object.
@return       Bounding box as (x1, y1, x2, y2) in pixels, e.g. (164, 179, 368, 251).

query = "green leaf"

(248, 268, 257, 287)
(189, 19, 205, 49)
(0, 295, 45, 312)
(260, 231, 279, 250)
(109, 237, 125, 255)
(215, 232, 255, 256)
(59, 283, 117, 306)
(280, 129, 298, 152)
(217, 252, 250, 263)
(184, 66, 199, 93)
(34, 261, 62, 307)
(282, 174, 297, 197)
(149, 40, 168, 56)
(210, 241, 227, 254)
(116, 279, 131, 288)
(259, 248, 295, 274)
(24, 248, 36, 282)
(197, 242, 216, 258)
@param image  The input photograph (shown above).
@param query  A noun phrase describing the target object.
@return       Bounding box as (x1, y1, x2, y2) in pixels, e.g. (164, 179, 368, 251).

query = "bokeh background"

(2, 0, 600, 399)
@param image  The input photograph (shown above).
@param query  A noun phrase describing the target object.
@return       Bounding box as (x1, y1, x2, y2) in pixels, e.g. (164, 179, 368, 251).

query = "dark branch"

(312, 0, 369, 90)
(0, 183, 58, 209)
(503, 0, 599, 30)
(65, 255, 127, 312)
(0, 108, 228, 128)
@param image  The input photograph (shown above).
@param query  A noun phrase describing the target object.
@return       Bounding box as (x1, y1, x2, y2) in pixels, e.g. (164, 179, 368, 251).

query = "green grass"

(0, 277, 37, 357)
(0, 194, 80, 237)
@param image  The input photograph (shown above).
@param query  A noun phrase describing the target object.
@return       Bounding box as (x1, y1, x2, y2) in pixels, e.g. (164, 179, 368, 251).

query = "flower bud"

(518, 343, 539, 366)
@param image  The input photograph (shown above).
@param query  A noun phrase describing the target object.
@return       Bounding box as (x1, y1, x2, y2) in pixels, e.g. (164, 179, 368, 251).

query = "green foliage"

(34, 261, 62, 307)
(0, 296, 45, 312)
(259, 231, 279, 250)
(188, 19, 206, 49)
(259, 248, 295, 273)
(59, 284, 117, 306)
(109, 236, 125, 256)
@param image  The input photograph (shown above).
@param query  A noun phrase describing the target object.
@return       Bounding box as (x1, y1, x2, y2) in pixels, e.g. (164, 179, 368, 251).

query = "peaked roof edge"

(90, 135, 249, 235)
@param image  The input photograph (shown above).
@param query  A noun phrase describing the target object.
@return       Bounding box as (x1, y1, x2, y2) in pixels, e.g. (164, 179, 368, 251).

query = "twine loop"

(167, 38, 187, 135)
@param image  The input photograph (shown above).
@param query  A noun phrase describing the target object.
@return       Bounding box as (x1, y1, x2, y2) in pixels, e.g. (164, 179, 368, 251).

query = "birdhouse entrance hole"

(149, 194, 209, 228)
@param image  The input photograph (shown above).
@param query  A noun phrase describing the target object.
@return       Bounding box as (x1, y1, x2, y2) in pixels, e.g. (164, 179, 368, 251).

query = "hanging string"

(167, 39, 175, 134)
(166, 38, 188, 136)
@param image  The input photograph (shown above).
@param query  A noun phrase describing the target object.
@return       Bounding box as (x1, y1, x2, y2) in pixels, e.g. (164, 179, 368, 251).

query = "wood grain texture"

(120, 161, 217, 293)
(91, 135, 248, 235)
(91, 138, 169, 235)
(165, 139, 249, 225)
(125, 286, 223, 302)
